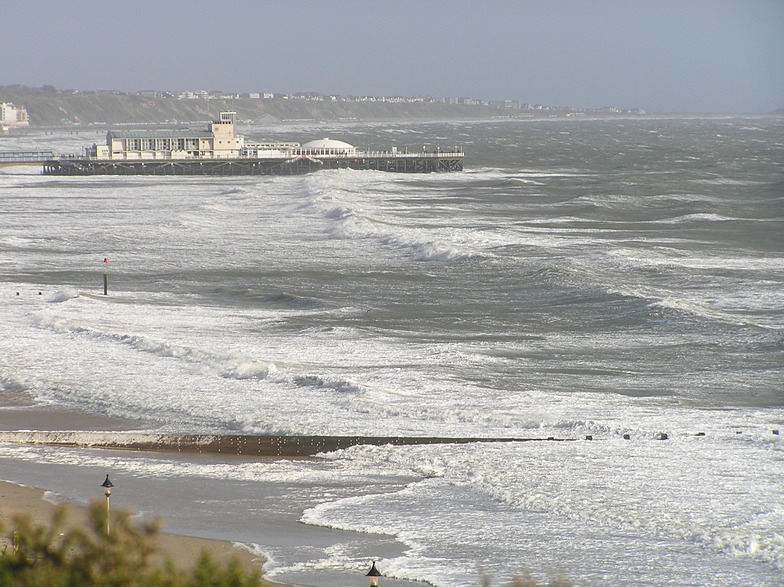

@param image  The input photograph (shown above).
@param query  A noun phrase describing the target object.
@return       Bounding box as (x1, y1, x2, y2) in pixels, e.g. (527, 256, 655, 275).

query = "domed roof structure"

(302, 138, 356, 155)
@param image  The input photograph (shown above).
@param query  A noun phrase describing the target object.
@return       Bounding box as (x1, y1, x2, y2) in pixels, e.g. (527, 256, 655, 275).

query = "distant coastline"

(0, 84, 651, 127)
(1, 85, 780, 129)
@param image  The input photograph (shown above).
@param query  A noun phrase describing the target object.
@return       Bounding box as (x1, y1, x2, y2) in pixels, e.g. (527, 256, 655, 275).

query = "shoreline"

(0, 479, 288, 587)
(0, 400, 425, 587)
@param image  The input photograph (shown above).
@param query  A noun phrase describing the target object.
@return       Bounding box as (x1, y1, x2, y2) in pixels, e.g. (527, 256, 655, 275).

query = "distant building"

(0, 102, 29, 127)
(489, 100, 521, 109)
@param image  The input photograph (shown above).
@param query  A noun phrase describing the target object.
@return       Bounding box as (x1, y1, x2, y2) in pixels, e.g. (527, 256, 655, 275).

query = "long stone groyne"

(0, 431, 572, 457)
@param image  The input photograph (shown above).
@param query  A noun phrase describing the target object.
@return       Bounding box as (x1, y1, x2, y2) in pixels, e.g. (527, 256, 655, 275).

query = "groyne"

(0, 431, 572, 457)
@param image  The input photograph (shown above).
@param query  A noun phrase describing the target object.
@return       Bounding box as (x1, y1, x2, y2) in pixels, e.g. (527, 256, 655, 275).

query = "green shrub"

(482, 569, 572, 587)
(0, 500, 262, 587)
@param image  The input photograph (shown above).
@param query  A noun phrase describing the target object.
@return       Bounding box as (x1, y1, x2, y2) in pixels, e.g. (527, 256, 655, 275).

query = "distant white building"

(0, 102, 29, 127)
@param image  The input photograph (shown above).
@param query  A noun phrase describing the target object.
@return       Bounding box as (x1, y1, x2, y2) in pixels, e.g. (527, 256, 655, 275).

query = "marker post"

(103, 257, 109, 295)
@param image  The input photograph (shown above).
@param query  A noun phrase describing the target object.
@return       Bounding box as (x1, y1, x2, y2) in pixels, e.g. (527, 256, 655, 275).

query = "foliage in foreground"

(482, 569, 573, 587)
(506, 572, 572, 587)
(0, 501, 261, 587)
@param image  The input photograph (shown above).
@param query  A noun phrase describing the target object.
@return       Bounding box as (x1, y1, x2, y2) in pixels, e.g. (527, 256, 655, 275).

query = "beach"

(0, 399, 422, 587)
(0, 480, 282, 584)
(0, 396, 282, 585)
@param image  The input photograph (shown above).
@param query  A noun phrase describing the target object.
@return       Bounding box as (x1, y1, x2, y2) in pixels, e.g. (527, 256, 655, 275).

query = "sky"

(2, 0, 783, 113)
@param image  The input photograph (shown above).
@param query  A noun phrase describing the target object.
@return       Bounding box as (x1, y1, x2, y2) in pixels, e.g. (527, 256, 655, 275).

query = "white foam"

(2, 121, 782, 586)
(304, 430, 784, 585)
(49, 288, 81, 303)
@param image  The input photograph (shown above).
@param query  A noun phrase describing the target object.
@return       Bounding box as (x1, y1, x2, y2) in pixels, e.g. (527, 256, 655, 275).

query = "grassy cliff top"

(0, 86, 524, 126)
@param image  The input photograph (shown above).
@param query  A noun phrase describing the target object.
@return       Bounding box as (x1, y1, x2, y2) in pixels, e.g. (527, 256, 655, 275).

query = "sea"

(0, 117, 782, 586)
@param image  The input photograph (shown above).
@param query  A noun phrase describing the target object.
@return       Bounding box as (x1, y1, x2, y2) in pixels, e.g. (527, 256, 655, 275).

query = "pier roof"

(302, 138, 354, 150)
(108, 129, 213, 139)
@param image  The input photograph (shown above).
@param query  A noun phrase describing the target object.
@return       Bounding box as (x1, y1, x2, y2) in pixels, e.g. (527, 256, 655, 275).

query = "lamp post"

(101, 474, 114, 536)
(366, 561, 382, 586)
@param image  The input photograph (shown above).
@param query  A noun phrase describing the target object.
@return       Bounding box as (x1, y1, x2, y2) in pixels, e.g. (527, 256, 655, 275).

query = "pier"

(1, 149, 463, 176)
(40, 152, 463, 175)
(2, 112, 463, 175)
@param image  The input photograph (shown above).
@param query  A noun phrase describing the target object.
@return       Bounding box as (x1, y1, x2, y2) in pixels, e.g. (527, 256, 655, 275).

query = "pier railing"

(0, 150, 55, 165)
(79, 150, 464, 162)
(349, 150, 463, 158)
(296, 149, 464, 159)
(2, 149, 462, 166)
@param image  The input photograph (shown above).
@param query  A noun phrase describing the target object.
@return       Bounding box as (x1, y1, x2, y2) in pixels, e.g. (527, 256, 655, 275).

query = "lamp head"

(101, 474, 114, 496)
(366, 561, 381, 586)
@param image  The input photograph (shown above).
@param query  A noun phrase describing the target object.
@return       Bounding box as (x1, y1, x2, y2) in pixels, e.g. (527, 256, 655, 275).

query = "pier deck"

(41, 153, 463, 175)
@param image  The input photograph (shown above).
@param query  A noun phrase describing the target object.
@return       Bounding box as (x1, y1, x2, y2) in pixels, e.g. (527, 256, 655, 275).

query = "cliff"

(0, 85, 519, 126)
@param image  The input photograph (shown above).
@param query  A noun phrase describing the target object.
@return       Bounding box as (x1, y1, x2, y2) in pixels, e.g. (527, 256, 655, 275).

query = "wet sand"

(0, 392, 151, 432)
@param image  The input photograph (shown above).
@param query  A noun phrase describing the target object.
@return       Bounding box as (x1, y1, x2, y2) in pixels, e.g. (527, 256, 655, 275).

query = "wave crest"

(49, 288, 80, 303)
(293, 374, 363, 394)
(35, 315, 278, 381)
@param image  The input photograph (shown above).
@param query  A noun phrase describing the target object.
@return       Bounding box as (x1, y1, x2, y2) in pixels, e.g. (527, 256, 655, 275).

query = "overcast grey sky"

(2, 0, 782, 113)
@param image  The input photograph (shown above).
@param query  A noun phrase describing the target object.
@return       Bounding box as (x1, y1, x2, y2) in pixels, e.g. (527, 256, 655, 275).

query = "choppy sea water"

(1, 118, 783, 586)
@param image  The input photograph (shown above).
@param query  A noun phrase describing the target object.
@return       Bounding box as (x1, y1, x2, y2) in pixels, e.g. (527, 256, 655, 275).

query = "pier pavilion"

(3, 112, 464, 175)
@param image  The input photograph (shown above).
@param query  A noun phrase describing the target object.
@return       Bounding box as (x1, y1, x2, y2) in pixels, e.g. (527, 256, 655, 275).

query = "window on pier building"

(219, 111, 236, 124)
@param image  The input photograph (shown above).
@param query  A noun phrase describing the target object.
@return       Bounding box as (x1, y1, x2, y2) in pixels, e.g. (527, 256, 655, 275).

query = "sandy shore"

(0, 399, 423, 587)
(0, 401, 289, 585)
(0, 480, 289, 587)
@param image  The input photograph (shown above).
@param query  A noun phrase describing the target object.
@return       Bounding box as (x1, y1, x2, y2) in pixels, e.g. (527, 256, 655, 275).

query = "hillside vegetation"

(0, 86, 517, 126)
